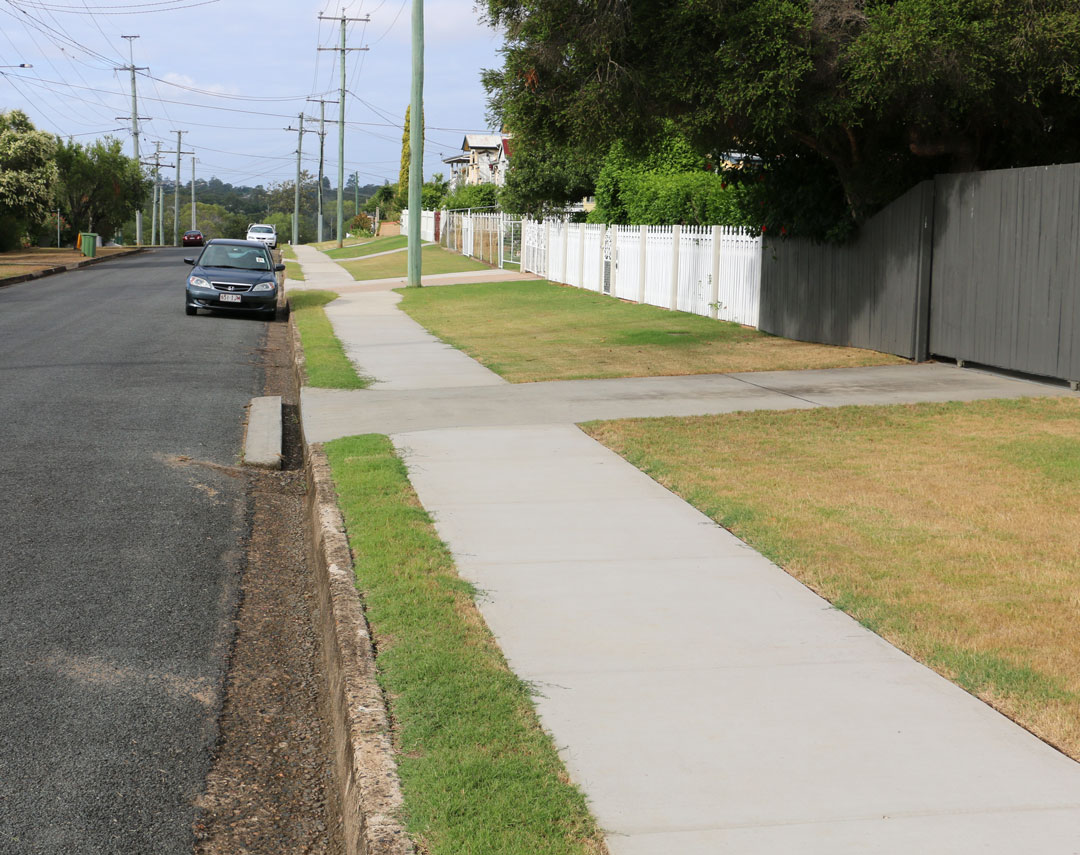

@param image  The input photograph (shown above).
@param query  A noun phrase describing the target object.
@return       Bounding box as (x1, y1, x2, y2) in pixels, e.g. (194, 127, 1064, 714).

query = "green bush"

(349, 212, 373, 234)
(442, 183, 499, 211)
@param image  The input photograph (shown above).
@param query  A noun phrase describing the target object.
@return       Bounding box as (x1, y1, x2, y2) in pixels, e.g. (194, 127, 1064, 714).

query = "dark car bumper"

(186, 287, 277, 314)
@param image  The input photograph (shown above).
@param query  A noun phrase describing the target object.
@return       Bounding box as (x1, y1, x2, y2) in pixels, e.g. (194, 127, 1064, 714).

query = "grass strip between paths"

(583, 396, 1080, 759)
(280, 244, 297, 260)
(339, 243, 489, 281)
(289, 290, 369, 388)
(325, 434, 607, 855)
(397, 280, 904, 382)
(325, 234, 409, 260)
(283, 259, 305, 281)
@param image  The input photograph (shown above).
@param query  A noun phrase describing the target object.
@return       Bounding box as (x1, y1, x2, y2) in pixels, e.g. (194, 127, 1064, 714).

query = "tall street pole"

(173, 130, 185, 246)
(191, 156, 196, 230)
(407, 0, 424, 286)
(318, 12, 368, 249)
(293, 113, 304, 247)
(152, 142, 161, 245)
(307, 97, 337, 244)
(337, 14, 346, 249)
(120, 35, 147, 245)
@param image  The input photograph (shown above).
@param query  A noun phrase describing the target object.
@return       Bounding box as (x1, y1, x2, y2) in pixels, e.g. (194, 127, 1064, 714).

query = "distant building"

(444, 133, 511, 190)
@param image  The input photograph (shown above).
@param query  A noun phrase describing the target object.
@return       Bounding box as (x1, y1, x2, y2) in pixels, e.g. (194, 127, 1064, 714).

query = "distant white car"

(246, 223, 277, 249)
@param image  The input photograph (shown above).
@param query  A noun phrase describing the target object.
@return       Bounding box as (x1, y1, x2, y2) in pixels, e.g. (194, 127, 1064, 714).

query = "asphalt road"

(0, 249, 267, 853)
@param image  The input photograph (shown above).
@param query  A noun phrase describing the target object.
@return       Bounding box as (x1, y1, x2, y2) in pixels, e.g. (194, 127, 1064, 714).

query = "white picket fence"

(403, 209, 762, 327)
(523, 220, 761, 327)
(400, 209, 436, 242)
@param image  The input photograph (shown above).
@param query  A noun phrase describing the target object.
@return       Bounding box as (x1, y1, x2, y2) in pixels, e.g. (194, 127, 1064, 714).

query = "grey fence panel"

(930, 164, 1080, 383)
(759, 182, 934, 360)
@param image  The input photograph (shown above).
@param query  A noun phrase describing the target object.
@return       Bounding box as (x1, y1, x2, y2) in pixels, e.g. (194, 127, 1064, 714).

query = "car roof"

(206, 238, 270, 248)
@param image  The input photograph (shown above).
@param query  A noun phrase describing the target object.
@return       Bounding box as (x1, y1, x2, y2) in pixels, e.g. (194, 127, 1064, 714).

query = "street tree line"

(480, 0, 1080, 240)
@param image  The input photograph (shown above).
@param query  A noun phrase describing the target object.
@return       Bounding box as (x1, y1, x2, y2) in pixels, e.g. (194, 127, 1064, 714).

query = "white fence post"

(637, 225, 647, 304)
(610, 226, 618, 295)
(710, 225, 721, 320)
(598, 224, 607, 292)
(577, 222, 586, 287)
(669, 224, 681, 310)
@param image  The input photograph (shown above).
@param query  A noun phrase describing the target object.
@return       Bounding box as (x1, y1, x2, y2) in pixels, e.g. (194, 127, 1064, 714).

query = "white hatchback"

(246, 223, 277, 249)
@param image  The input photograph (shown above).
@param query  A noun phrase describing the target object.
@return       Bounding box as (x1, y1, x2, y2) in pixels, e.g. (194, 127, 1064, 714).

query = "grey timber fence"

(759, 164, 1080, 385)
(759, 182, 934, 361)
(930, 164, 1080, 383)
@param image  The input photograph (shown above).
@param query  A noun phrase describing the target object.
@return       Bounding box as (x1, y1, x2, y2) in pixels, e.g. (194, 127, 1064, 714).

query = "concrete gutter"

(290, 317, 414, 855)
(242, 396, 282, 469)
(0, 247, 148, 289)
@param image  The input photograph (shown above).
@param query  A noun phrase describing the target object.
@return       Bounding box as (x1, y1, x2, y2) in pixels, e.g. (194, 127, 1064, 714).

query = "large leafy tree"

(55, 136, 148, 241)
(482, 0, 1080, 237)
(0, 110, 57, 250)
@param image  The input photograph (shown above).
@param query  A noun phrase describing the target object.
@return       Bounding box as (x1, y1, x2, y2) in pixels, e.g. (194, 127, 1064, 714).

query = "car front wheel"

(185, 305, 197, 316)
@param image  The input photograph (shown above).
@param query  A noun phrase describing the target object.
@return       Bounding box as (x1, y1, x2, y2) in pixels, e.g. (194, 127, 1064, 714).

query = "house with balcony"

(444, 133, 511, 190)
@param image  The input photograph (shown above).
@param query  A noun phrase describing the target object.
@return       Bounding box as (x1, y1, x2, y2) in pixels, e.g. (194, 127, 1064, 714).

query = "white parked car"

(246, 223, 277, 249)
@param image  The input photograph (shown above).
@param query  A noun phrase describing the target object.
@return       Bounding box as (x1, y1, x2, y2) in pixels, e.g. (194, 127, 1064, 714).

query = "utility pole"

(156, 137, 193, 244)
(151, 142, 161, 245)
(318, 11, 369, 249)
(407, 0, 424, 286)
(285, 115, 316, 246)
(118, 35, 148, 245)
(307, 97, 338, 244)
(191, 156, 196, 230)
(354, 170, 359, 215)
(172, 131, 185, 246)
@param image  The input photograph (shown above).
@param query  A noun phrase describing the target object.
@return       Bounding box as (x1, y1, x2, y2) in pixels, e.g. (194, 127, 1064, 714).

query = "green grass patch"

(325, 435, 606, 855)
(397, 280, 904, 382)
(340, 243, 490, 281)
(325, 234, 411, 260)
(280, 243, 297, 260)
(284, 259, 305, 281)
(583, 396, 1080, 757)
(290, 289, 369, 388)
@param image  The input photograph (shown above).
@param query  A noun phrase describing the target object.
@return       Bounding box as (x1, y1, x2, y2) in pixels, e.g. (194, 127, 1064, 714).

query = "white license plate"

(219, 293, 242, 303)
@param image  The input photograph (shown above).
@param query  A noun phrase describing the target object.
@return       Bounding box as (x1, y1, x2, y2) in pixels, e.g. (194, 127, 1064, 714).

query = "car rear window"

(250, 226, 273, 234)
(200, 245, 270, 270)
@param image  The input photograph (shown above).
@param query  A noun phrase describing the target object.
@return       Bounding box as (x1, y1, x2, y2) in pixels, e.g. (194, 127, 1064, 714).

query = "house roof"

(462, 133, 503, 151)
(443, 153, 470, 164)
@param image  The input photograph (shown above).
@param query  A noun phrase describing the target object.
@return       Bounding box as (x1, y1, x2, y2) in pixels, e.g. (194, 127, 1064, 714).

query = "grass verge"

(339, 243, 489, 281)
(309, 237, 376, 252)
(284, 259, 305, 281)
(289, 290, 368, 388)
(325, 234, 410, 260)
(325, 434, 606, 855)
(280, 243, 297, 260)
(582, 396, 1080, 758)
(397, 280, 904, 382)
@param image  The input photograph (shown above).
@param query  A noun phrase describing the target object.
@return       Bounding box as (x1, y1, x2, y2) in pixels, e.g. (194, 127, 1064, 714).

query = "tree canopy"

(0, 110, 57, 249)
(481, 0, 1080, 237)
(54, 136, 148, 241)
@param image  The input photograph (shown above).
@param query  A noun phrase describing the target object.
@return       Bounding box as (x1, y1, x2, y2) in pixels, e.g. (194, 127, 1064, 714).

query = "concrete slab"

(243, 395, 281, 469)
(391, 424, 1080, 853)
(300, 361, 1076, 442)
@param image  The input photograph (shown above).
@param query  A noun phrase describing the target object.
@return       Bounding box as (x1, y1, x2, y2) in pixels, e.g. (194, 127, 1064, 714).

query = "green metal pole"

(407, 0, 424, 286)
(337, 13, 346, 249)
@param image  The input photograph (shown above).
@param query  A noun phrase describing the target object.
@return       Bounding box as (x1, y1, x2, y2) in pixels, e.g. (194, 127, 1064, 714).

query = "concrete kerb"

(0, 246, 148, 289)
(289, 313, 415, 855)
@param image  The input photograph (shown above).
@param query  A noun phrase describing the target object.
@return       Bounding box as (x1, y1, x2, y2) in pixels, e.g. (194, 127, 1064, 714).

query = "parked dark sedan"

(184, 239, 284, 318)
(182, 229, 205, 247)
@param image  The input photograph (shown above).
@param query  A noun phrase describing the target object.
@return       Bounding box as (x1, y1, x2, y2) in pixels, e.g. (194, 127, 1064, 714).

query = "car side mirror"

(183, 257, 195, 264)
(275, 263, 286, 272)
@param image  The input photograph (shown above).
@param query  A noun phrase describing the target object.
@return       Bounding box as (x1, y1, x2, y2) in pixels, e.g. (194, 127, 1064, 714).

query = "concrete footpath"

(291, 247, 1080, 854)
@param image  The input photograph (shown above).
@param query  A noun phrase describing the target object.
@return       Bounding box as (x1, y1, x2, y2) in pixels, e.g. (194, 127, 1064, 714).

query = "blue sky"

(0, 0, 504, 189)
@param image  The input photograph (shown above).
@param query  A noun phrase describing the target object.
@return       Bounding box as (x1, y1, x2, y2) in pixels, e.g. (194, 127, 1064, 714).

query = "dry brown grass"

(583, 396, 1080, 758)
(397, 280, 904, 382)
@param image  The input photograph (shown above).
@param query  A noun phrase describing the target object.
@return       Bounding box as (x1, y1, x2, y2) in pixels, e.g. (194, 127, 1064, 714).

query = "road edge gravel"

(290, 312, 415, 855)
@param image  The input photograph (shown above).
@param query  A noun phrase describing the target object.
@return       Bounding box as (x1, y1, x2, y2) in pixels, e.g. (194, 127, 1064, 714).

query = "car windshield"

(250, 227, 272, 234)
(198, 245, 270, 270)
